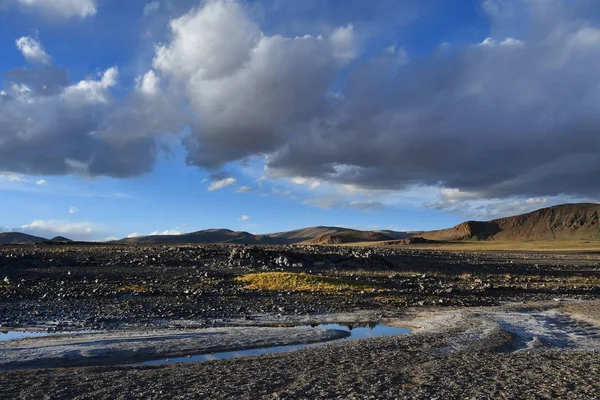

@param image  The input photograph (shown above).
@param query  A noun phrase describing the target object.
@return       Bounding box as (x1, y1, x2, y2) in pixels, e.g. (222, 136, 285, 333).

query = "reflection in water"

(136, 323, 410, 366)
(0, 330, 100, 342)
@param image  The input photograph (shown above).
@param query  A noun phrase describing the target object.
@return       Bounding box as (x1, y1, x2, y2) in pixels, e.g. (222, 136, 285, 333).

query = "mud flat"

(2, 244, 600, 398)
(1, 302, 600, 398)
(0, 326, 350, 369)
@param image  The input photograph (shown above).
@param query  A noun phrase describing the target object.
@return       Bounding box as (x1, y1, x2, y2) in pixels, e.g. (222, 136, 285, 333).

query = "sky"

(1, 0, 599, 241)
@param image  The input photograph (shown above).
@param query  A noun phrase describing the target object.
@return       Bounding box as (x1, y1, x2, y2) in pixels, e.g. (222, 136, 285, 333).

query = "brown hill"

(262, 226, 351, 243)
(50, 236, 73, 242)
(0, 232, 47, 245)
(421, 203, 600, 241)
(117, 226, 413, 245)
(307, 230, 393, 244)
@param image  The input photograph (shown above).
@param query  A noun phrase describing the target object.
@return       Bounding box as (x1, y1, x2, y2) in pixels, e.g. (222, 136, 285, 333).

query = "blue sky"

(1, 0, 599, 240)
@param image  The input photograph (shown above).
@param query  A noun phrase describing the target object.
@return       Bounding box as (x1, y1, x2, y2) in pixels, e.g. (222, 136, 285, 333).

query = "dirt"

(1, 244, 600, 398)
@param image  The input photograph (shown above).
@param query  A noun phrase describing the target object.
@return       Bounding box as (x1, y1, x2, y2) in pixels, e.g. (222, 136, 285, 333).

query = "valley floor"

(1, 244, 600, 399)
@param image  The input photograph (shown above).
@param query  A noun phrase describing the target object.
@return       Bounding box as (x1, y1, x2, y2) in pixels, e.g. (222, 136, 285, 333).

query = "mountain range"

(2, 203, 600, 245)
(115, 226, 416, 245)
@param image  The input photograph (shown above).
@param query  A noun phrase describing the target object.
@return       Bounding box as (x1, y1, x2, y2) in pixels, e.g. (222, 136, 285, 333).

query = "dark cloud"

(3, 0, 600, 203)
(146, 0, 600, 201)
(264, 0, 600, 200)
(0, 63, 184, 178)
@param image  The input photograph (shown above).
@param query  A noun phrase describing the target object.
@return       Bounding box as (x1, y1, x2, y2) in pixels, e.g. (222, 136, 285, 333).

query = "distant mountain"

(420, 203, 600, 241)
(116, 226, 415, 245)
(264, 226, 350, 243)
(306, 230, 393, 244)
(117, 229, 259, 244)
(0, 232, 47, 245)
(375, 230, 422, 240)
(50, 236, 73, 242)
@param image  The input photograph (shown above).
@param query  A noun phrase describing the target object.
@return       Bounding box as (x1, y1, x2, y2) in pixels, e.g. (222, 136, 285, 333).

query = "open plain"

(1, 243, 600, 399)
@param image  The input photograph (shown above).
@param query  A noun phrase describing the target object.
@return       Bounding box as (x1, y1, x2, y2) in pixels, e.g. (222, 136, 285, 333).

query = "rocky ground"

(1, 244, 600, 398)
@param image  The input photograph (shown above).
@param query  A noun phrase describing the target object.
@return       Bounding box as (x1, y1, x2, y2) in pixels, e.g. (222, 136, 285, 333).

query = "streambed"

(0, 323, 410, 370)
(137, 323, 411, 365)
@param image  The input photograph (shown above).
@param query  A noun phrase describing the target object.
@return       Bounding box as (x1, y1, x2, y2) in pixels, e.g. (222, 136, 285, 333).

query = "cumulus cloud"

(154, 0, 357, 168)
(68, 206, 78, 214)
(236, 185, 254, 193)
(0, 172, 25, 182)
(263, 0, 600, 201)
(240, 215, 249, 221)
(3, 0, 600, 207)
(208, 177, 237, 191)
(16, 0, 97, 19)
(35, 179, 46, 185)
(149, 229, 181, 236)
(304, 197, 385, 211)
(0, 38, 185, 178)
(16, 36, 51, 64)
(20, 219, 98, 240)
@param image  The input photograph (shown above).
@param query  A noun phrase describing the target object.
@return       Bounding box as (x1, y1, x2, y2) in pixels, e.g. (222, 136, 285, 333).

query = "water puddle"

(136, 323, 410, 366)
(0, 330, 100, 342)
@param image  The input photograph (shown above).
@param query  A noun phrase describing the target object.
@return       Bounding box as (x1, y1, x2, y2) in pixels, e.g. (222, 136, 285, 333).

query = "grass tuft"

(115, 284, 147, 293)
(235, 272, 376, 293)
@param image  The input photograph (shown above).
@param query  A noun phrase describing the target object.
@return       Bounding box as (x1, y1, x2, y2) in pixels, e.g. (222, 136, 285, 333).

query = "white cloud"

(17, 0, 97, 19)
(208, 177, 237, 191)
(149, 229, 181, 236)
(290, 177, 321, 190)
(154, 0, 357, 168)
(271, 188, 296, 198)
(304, 197, 385, 211)
(20, 219, 98, 239)
(143, 1, 159, 17)
(0, 172, 25, 182)
(240, 215, 249, 221)
(236, 185, 254, 193)
(424, 192, 597, 221)
(330, 24, 357, 62)
(36, 179, 46, 185)
(478, 37, 524, 47)
(68, 206, 78, 214)
(63, 67, 118, 104)
(16, 36, 51, 64)
(136, 70, 159, 95)
(127, 232, 141, 238)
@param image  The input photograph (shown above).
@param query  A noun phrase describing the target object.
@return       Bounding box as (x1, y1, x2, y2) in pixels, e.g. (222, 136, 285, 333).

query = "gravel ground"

(2, 302, 600, 399)
(1, 317, 599, 399)
(2, 244, 600, 399)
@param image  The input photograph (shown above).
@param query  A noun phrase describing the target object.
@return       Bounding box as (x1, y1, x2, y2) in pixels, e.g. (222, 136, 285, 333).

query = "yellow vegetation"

(115, 284, 147, 293)
(235, 272, 376, 292)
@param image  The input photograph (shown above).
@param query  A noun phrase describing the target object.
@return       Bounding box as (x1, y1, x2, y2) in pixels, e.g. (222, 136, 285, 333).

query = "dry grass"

(115, 284, 147, 293)
(235, 272, 377, 293)
(345, 239, 600, 252)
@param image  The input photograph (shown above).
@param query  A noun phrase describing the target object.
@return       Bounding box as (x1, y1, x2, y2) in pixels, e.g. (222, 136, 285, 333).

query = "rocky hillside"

(421, 203, 600, 241)
(117, 226, 413, 245)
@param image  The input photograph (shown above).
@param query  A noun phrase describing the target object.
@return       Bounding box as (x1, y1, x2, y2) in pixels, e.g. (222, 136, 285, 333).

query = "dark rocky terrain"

(2, 243, 600, 330)
(1, 243, 600, 398)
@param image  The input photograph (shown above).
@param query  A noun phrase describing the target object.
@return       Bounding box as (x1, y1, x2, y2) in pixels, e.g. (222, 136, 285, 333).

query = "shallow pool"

(136, 323, 410, 366)
(0, 330, 100, 342)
